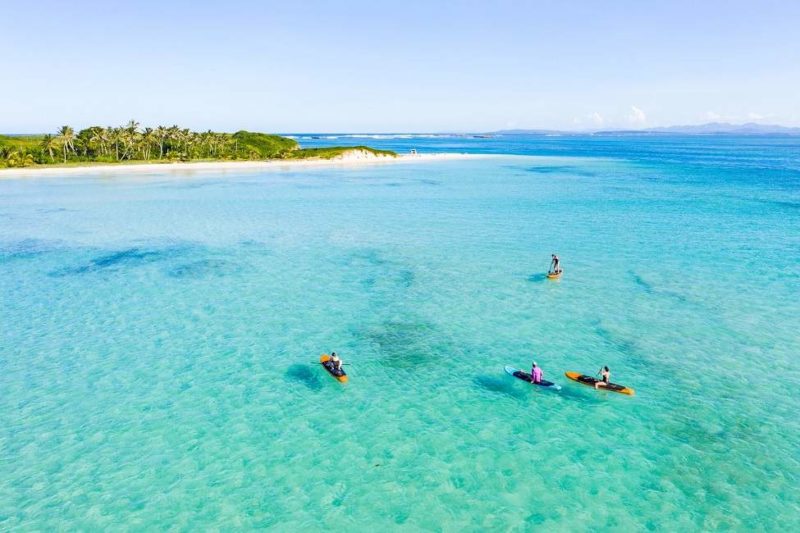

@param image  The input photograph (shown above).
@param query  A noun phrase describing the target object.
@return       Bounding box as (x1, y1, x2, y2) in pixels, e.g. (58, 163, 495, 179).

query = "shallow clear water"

(2, 136, 799, 529)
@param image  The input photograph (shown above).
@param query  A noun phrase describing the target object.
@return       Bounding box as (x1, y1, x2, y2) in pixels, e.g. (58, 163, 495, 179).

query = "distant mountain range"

(495, 122, 800, 136)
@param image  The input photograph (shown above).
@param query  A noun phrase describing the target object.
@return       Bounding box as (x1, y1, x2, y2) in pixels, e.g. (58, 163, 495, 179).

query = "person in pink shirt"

(531, 361, 543, 384)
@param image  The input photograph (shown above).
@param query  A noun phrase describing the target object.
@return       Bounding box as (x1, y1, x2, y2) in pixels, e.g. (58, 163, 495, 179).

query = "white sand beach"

(0, 151, 485, 178)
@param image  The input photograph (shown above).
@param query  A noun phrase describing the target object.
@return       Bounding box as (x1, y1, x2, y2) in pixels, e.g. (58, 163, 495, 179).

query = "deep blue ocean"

(2, 134, 799, 529)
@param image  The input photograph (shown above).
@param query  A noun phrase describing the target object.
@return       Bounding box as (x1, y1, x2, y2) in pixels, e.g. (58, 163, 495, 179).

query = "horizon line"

(3, 121, 800, 137)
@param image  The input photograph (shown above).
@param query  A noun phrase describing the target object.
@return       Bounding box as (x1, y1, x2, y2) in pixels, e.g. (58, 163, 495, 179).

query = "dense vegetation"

(288, 146, 397, 159)
(0, 122, 394, 168)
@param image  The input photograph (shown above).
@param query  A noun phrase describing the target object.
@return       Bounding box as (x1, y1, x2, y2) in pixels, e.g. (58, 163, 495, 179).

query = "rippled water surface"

(2, 136, 799, 529)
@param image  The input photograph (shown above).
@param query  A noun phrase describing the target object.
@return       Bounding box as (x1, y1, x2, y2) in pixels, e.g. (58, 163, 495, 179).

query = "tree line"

(1, 121, 298, 167)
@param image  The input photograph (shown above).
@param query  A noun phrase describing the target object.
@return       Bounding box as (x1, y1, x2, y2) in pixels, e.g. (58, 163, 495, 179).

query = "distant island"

(638, 122, 800, 135)
(495, 122, 800, 136)
(0, 121, 396, 168)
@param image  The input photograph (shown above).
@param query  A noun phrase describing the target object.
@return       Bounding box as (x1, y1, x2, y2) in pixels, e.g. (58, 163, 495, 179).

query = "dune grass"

(288, 146, 397, 159)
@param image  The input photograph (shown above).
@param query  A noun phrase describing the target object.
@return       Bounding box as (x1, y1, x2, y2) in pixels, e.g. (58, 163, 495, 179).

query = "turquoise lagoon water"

(1, 136, 799, 530)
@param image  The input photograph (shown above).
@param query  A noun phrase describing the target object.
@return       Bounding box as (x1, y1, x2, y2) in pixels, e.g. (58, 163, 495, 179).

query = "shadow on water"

(630, 272, 654, 294)
(475, 374, 588, 402)
(49, 247, 179, 276)
(591, 319, 653, 375)
(344, 248, 388, 267)
(343, 247, 415, 291)
(527, 273, 548, 283)
(356, 318, 459, 369)
(168, 259, 238, 279)
(521, 165, 596, 177)
(473, 375, 527, 400)
(593, 320, 640, 359)
(285, 364, 323, 391)
(555, 381, 607, 402)
(398, 269, 415, 288)
(629, 270, 687, 302)
(239, 239, 272, 252)
(0, 239, 58, 263)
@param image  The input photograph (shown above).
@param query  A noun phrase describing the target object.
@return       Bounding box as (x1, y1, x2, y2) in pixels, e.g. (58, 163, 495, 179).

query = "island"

(0, 121, 396, 169)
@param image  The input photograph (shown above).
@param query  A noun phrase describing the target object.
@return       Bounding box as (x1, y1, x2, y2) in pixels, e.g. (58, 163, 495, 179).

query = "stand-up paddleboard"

(505, 366, 561, 390)
(565, 371, 634, 395)
(547, 270, 563, 280)
(320, 354, 348, 383)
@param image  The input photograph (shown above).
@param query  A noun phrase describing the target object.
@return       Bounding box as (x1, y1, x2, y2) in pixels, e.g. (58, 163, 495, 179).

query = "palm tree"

(167, 125, 181, 158)
(141, 127, 155, 160)
(199, 130, 211, 158)
(125, 119, 140, 135)
(40, 134, 56, 162)
(109, 127, 122, 161)
(89, 128, 109, 157)
(17, 122, 280, 166)
(116, 120, 139, 160)
(154, 126, 168, 159)
(180, 128, 191, 155)
(76, 127, 98, 157)
(210, 132, 224, 157)
(7, 150, 35, 168)
(56, 125, 76, 163)
(119, 129, 137, 161)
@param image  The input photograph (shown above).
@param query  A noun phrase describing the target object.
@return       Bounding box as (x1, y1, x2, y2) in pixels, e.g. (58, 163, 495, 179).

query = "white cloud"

(705, 111, 722, 121)
(589, 112, 605, 126)
(627, 106, 646, 126)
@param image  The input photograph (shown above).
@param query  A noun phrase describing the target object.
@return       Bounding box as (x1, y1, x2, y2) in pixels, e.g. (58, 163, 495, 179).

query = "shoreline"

(0, 152, 488, 178)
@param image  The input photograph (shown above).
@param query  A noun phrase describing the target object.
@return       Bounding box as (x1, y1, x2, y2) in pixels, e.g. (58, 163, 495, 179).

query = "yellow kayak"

(565, 371, 634, 395)
(547, 270, 563, 280)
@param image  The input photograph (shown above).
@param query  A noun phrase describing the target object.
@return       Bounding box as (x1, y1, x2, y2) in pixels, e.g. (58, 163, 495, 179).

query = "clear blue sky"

(2, 0, 798, 132)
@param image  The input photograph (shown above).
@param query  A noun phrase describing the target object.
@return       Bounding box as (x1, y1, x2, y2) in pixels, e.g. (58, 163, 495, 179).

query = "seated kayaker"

(595, 366, 610, 389)
(330, 352, 343, 373)
(531, 361, 543, 384)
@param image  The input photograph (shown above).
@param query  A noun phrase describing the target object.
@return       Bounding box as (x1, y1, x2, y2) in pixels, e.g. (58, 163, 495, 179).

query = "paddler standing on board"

(549, 254, 561, 275)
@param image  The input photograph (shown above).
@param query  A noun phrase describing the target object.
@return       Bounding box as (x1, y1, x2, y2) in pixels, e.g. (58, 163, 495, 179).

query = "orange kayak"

(547, 270, 563, 280)
(565, 371, 634, 395)
(320, 354, 348, 383)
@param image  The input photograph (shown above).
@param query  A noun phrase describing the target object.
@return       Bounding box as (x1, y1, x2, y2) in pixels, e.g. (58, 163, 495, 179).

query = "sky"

(1, 0, 799, 132)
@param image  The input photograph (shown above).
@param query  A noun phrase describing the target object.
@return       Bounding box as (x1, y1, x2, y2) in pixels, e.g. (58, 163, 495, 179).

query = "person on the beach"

(550, 254, 561, 274)
(595, 366, 610, 389)
(531, 361, 543, 384)
(330, 352, 343, 373)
